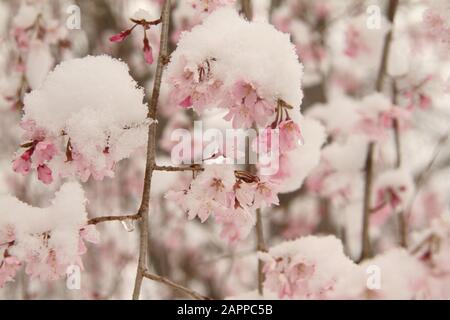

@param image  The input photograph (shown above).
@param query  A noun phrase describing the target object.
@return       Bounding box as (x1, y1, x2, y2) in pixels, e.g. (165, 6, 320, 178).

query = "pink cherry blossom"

(143, 37, 154, 64)
(261, 253, 315, 299)
(33, 140, 57, 166)
(109, 29, 133, 42)
(254, 179, 280, 208)
(37, 164, 53, 185)
(170, 58, 223, 113)
(279, 120, 303, 153)
(215, 206, 255, 244)
(0, 256, 21, 287)
(12, 149, 33, 175)
(222, 81, 275, 129)
(234, 181, 256, 207)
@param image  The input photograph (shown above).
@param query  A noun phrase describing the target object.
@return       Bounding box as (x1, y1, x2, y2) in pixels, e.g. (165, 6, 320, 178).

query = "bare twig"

(360, 0, 399, 262)
(255, 208, 267, 295)
(360, 142, 375, 261)
(153, 165, 204, 172)
(132, 0, 172, 300)
(142, 272, 211, 300)
(87, 214, 141, 225)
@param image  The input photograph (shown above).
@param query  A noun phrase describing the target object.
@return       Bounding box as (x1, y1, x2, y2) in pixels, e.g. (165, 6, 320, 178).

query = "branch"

(241, 0, 253, 21)
(87, 214, 140, 225)
(360, 0, 399, 262)
(153, 165, 204, 172)
(375, 0, 399, 92)
(132, 0, 172, 300)
(255, 208, 267, 295)
(360, 142, 375, 261)
(391, 80, 408, 247)
(143, 272, 211, 300)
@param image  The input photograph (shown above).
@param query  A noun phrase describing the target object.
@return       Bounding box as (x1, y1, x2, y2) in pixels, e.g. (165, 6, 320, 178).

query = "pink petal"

(143, 38, 154, 64)
(37, 164, 53, 185)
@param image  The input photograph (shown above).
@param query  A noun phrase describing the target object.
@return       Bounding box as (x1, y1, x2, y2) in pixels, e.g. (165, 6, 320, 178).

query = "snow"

(166, 7, 303, 110)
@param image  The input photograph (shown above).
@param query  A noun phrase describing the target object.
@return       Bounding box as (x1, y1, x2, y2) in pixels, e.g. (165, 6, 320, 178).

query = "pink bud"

(37, 164, 53, 185)
(12, 149, 33, 175)
(109, 29, 132, 42)
(179, 95, 193, 108)
(143, 38, 154, 64)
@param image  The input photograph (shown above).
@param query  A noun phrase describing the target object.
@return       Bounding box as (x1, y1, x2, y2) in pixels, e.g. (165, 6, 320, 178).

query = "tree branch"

(360, 142, 375, 261)
(360, 0, 399, 262)
(142, 271, 211, 300)
(375, 0, 399, 92)
(255, 208, 267, 295)
(87, 214, 140, 225)
(153, 165, 204, 172)
(132, 0, 172, 300)
(241, 0, 253, 21)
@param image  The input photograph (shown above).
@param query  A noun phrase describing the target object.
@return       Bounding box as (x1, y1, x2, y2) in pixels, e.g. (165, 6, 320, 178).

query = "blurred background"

(0, 0, 449, 299)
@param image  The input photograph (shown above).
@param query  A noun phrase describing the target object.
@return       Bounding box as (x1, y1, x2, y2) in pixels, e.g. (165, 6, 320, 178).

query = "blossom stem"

(132, 0, 171, 300)
(87, 214, 141, 225)
(142, 271, 211, 300)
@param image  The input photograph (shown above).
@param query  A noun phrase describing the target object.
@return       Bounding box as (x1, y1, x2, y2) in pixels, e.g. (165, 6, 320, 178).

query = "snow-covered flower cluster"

(0, 183, 98, 287)
(166, 8, 303, 127)
(259, 236, 358, 299)
(12, 56, 149, 184)
(1, 0, 450, 301)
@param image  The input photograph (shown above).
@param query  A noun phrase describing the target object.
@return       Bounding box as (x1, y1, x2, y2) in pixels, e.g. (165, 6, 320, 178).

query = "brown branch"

(391, 80, 408, 247)
(375, 0, 399, 92)
(241, 0, 253, 21)
(360, 0, 399, 262)
(87, 214, 140, 225)
(255, 208, 267, 295)
(360, 142, 375, 262)
(153, 165, 204, 172)
(132, 0, 172, 300)
(142, 271, 211, 300)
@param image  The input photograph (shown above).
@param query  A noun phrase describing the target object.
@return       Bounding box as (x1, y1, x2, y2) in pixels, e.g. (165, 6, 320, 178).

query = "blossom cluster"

(0, 183, 98, 287)
(12, 56, 149, 184)
(166, 165, 279, 244)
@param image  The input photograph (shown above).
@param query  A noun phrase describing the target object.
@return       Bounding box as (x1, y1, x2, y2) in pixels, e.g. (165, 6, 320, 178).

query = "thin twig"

(375, 0, 399, 92)
(153, 165, 204, 172)
(255, 208, 267, 295)
(360, 142, 375, 261)
(391, 80, 408, 247)
(132, 0, 172, 300)
(87, 214, 140, 225)
(360, 0, 399, 262)
(142, 272, 211, 300)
